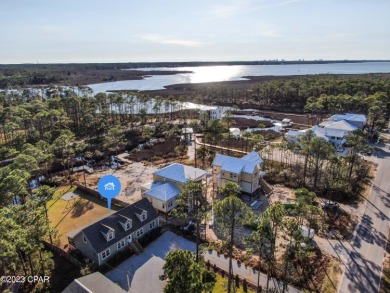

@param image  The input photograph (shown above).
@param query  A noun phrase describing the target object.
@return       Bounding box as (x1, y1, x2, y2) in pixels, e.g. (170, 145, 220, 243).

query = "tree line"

(260, 129, 370, 201)
(190, 75, 390, 116)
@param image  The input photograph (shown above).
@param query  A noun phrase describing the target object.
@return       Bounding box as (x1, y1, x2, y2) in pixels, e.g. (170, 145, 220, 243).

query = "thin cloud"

(255, 0, 307, 10)
(142, 35, 203, 47)
(260, 29, 282, 38)
(206, 4, 246, 19)
(206, 0, 306, 19)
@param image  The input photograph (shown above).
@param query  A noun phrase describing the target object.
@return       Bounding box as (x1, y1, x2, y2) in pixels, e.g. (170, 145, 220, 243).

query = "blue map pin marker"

(98, 175, 121, 213)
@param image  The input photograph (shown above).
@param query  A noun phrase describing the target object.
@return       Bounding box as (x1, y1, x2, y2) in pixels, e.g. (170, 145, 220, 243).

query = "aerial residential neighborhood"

(1, 87, 389, 293)
(1, 2, 390, 293)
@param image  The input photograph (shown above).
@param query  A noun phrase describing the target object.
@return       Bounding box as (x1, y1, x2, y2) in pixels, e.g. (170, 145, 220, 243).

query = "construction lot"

(80, 160, 158, 205)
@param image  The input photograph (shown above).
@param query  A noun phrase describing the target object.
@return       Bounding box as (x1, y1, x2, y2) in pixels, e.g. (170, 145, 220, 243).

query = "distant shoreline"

(129, 72, 390, 97)
(1, 59, 389, 67)
(1, 61, 390, 89)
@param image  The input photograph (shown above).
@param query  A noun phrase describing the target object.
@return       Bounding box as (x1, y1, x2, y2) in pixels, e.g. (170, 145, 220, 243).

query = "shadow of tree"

(343, 249, 382, 293)
(71, 199, 94, 218)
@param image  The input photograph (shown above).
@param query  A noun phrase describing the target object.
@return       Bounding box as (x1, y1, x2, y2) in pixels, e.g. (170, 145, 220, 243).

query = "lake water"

(88, 62, 390, 93)
(103, 99, 229, 115)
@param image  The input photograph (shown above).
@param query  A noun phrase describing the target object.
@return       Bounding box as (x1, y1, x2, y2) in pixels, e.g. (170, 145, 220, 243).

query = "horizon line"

(1, 59, 390, 66)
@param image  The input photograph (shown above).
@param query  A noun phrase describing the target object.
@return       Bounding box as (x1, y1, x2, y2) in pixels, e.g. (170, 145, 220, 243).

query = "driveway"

(105, 231, 196, 292)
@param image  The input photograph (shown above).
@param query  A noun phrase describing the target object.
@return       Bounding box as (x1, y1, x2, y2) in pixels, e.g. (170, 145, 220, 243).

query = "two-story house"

(67, 198, 159, 266)
(141, 163, 207, 213)
(212, 151, 263, 194)
(199, 106, 225, 123)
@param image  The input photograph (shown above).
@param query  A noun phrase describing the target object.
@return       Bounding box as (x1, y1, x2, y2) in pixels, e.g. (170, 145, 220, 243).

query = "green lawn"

(47, 185, 120, 247)
(212, 274, 255, 293)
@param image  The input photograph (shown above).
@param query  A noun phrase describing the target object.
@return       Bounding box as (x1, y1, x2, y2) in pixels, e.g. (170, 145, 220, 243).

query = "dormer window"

(100, 224, 115, 242)
(118, 214, 132, 231)
(107, 231, 114, 241)
(136, 210, 147, 222)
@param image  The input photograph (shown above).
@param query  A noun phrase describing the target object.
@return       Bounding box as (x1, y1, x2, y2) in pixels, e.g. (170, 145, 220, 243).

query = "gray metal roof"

(153, 163, 206, 183)
(329, 113, 366, 123)
(144, 182, 180, 201)
(213, 151, 262, 174)
(62, 272, 125, 293)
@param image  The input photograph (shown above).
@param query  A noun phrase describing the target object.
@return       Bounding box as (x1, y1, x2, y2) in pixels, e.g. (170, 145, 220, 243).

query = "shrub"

(243, 278, 248, 292)
(235, 274, 240, 287)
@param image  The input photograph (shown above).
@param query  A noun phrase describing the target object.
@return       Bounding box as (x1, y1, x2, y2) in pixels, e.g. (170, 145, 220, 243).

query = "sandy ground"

(79, 143, 198, 205)
(83, 155, 158, 205)
(269, 184, 296, 204)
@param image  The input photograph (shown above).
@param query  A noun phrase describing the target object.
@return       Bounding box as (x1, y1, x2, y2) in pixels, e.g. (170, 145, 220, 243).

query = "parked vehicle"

(182, 220, 195, 232)
(321, 201, 339, 210)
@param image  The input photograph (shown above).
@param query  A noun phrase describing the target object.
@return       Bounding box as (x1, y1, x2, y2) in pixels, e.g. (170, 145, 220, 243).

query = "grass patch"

(212, 274, 255, 293)
(47, 185, 120, 247)
(319, 258, 342, 293)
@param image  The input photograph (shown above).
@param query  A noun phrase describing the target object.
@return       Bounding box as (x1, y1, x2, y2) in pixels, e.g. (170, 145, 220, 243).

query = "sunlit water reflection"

(88, 62, 390, 93)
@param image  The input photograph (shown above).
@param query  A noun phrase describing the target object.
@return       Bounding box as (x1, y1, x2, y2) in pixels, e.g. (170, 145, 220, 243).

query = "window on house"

(162, 203, 165, 209)
(150, 221, 156, 229)
(142, 213, 147, 221)
(230, 173, 234, 178)
(126, 222, 131, 230)
(107, 231, 114, 241)
(168, 201, 173, 207)
(83, 235, 87, 243)
(117, 239, 125, 250)
(136, 228, 144, 238)
(102, 249, 110, 260)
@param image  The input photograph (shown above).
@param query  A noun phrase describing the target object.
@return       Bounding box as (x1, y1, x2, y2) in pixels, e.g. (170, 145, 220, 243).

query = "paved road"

(338, 138, 390, 293)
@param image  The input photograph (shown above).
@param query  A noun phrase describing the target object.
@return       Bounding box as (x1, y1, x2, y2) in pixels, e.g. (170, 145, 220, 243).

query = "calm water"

(88, 62, 390, 93)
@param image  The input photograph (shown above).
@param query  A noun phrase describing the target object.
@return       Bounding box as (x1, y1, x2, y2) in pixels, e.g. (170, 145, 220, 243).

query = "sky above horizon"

(1, 0, 390, 64)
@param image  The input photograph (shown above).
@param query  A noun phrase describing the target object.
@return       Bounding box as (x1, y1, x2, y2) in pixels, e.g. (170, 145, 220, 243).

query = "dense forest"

(188, 75, 390, 116)
(0, 87, 189, 292)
